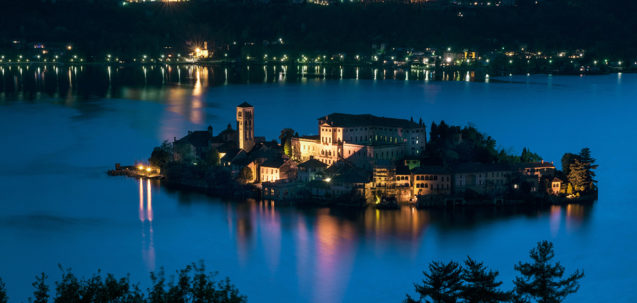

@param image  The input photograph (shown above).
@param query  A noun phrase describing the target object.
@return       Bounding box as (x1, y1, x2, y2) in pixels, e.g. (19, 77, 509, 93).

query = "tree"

(54, 267, 81, 303)
(513, 241, 584, 303)
(567, 159, 588, 193)
(279, 128, 295, 157)
(460, 257, 510, 303)
(32, 273, 49, 303)
(239, 166, 253, 182)
(578, 148, 598, 192)
(150, 141, 173, 168)
(148, 268, 168, 303)
(204, 149, 221, 167)
(406, 261, 463, 303)
(0, 278, 7, 303)
(150, 263, 246, 303)
(520, 148, 542, 163)
(560, 153, 579, 177)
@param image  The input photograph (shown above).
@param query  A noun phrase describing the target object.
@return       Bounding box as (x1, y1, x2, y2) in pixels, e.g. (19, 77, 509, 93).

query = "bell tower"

(236, 102, 255, 152)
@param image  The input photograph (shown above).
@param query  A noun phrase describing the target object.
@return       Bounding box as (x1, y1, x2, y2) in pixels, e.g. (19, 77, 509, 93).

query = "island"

(110, 102, 598, 209)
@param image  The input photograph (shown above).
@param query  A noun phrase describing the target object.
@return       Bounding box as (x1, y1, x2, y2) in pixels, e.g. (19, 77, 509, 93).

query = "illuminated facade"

(411, 166, 452, 196)
(237, 102, 255, 152)
(292, 113, 426, 167)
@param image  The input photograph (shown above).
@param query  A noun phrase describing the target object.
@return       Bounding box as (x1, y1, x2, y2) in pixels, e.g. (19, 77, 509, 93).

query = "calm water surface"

(0, 65, 635, 302)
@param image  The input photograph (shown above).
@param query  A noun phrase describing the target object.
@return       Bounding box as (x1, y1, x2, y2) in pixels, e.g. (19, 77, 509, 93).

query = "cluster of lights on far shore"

(0, 46, 635, 70)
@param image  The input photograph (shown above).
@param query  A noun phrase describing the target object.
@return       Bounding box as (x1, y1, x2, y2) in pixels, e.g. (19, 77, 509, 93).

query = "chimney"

(208, 125, 213, 137)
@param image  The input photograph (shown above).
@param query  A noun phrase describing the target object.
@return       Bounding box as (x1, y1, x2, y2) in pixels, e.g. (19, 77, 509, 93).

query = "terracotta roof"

(317, 113, 421, 129)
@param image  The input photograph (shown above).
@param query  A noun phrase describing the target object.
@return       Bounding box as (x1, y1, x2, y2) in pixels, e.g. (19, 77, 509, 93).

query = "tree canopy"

(8, 262, 248, 303)
(425, 121, 542, 165)
(461, 258, 511, 303)
(514, 241, 584, 303)
(406, 241, 583, 303)
(406, 261, 463, 303)
(0, 278, 7, 303)
(563, 148, 598, 195)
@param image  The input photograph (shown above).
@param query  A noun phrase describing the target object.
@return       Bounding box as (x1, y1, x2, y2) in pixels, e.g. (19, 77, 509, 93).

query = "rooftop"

(412, 166, 451, 175)
(237, 102, 253, 108)
(318, 113, 422, 129)
(514, 161, 556, 169)
(451, 162, 513, 173)
(261, 158, 287, 168)
(298, 158, 328, 169)
(174, 130, 211, 148)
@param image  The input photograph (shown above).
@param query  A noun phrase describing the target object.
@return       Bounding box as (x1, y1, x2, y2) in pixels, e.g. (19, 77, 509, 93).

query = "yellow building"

(412, 166, 452, 196)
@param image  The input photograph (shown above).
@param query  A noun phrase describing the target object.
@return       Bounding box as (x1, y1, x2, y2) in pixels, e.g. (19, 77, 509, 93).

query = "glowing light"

(324, 177, 331, 183)
(139, 178, 145, 222)
(146, 179, 153, 222)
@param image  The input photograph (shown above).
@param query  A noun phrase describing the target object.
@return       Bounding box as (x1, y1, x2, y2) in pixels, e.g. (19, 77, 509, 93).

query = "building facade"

(237, 102, 255, 152)
(292, 113, 426, 167)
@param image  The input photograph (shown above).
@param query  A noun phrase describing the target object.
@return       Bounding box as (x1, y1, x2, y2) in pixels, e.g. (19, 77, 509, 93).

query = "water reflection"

(0, 64, 495, 107)
(187, 195, 596, 302)
(139, 178, 155, 271)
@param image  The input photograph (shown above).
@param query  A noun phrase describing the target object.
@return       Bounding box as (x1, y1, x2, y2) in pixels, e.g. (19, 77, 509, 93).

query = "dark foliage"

(0, 278, 7, 303)
(562, 148, 598, 194)
(32, 273, 49, 303)
(560, 153, 578, 177)
(149, 141, 173, 169)
(406, 261, 463, 303)
(3, 262, 245, 303)
(426, 121, 497, 165)
(513, 241, 584, 303)
(406, 241, 583, 303)
(425, 121, 542, 165)
(2, 1, 637, 60)
(460, 257, 511, 303)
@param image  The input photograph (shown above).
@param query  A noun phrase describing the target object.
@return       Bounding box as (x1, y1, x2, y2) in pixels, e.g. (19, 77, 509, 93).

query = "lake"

(0, 65, 635, 302)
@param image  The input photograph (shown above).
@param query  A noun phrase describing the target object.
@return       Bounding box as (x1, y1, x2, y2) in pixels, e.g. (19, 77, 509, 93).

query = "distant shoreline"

(1, 61, 631, 77)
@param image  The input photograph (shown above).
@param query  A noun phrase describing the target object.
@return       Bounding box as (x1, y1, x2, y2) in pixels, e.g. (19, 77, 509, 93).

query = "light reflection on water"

(139, 178, 155, 271)
(0, 71, 636, 302)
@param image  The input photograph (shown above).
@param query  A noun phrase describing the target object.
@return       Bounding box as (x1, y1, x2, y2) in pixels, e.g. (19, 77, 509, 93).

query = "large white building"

(292, 113, 426, 167)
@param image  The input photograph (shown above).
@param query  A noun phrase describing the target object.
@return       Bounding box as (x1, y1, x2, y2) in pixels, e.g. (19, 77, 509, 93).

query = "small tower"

(236, 102, 255, 152)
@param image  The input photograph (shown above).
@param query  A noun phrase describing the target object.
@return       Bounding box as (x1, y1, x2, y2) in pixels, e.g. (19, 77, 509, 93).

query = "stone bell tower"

(236, 102, 255, 152)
